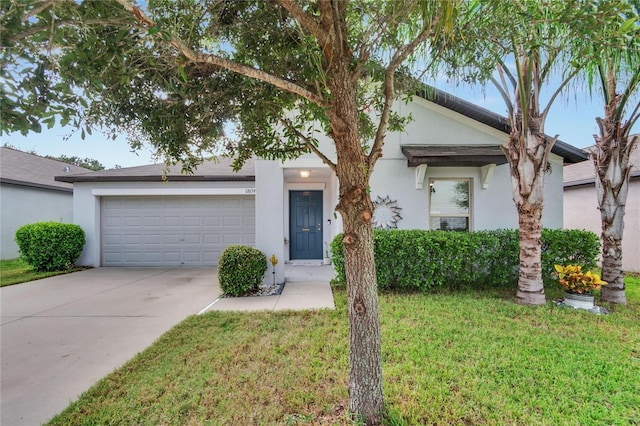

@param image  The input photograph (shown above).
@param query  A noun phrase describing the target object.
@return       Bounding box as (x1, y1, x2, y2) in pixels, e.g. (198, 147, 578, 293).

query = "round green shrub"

(218, 245, 267, 296)
(15, 222, 85, 272)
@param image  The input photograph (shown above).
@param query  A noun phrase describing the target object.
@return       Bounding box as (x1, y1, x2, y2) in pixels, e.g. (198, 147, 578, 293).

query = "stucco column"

(74, 183, 101, 267)
(255, 159, 285, 285)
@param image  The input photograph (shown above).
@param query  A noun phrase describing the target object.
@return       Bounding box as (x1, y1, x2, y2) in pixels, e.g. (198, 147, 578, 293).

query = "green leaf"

(620, 17, 637, 33)
(178, 65, 187, 83)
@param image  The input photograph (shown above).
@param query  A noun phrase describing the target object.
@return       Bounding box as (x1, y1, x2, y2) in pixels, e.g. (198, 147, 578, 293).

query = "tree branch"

(21, 0, 56, 23)
(113, 0, 326, 107)
(495, 56, 517, 91)
(279, 117, 337, 171)
(275, 0, 332, 54)
(175, 40, 326, 106)
(8, 19, 130, 44)
(368, 12, 441, 165)
(490, 73, 514, 121)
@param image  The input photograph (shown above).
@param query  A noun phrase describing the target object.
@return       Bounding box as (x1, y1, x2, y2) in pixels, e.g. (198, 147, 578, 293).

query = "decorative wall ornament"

(372, 195, 402, 229)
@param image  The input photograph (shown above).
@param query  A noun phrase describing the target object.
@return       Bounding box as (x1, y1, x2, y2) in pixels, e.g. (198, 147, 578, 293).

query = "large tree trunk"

(339, 187, 383, 425)
(503, 127, 552, 306)
(330, 63, 383, 424)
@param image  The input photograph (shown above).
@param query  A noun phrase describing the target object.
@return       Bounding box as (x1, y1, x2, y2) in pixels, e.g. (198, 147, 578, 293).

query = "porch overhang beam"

(401, 145, 508, 168)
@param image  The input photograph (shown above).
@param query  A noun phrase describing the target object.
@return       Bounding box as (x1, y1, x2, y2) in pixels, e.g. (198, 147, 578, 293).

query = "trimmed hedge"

(15, 222, 85, 272)
(330, 229, 600, 291)
(218, 245, 267, 296)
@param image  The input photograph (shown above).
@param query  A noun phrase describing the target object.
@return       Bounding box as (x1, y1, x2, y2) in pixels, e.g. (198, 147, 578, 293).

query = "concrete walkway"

(203, 263, 336, 312)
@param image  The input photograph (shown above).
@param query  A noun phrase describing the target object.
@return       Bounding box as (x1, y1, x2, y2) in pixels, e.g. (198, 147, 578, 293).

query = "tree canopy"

(1, 1, 463, 423)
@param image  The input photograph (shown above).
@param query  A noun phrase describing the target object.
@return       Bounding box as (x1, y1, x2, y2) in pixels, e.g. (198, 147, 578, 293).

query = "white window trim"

(428, 178, 473, 231)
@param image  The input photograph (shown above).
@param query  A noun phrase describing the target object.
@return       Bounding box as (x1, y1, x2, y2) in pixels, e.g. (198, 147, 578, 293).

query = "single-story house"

(563, 144, 639, 272)
(0, 147, 93, 259)
(56, 88, 588, 283)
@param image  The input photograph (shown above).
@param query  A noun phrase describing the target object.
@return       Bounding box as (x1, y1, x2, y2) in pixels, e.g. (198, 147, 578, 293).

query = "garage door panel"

(162, 252, 180, 263)
(183, 234, 201, 244)
(204, 234, 221, 244)
(204, 216, 221, 226)
(145, 216, 162, 226)
(124, 216, 142, 227)
(102, 196, 255, 266)
(184, 216, 201, 227)
(163, 216, 181, 227)
(143, 234, 162, 245)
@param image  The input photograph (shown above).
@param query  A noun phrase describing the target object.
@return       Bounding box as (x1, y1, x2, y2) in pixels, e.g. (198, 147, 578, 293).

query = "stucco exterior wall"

(366, 154, 563, 231)
(0, 184, 74, 259)
(255, 159, 285, 284)
(304, 95, 565, 232)
(564, 180, 639, 272)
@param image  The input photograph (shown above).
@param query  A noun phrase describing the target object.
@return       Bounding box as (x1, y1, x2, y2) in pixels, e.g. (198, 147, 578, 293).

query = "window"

(429, 178, 471, 231)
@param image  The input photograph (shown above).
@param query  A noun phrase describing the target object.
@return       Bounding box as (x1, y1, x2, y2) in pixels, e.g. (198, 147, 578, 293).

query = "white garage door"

(101, 196, 255, 266)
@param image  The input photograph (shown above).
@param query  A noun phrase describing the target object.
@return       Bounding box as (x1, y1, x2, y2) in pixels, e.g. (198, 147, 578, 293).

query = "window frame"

(428, 177, 473, 231)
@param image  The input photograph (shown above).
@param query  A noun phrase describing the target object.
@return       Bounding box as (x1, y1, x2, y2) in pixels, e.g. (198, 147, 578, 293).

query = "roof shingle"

(0, 147, 94, 192)
(55, 156, 255, 183)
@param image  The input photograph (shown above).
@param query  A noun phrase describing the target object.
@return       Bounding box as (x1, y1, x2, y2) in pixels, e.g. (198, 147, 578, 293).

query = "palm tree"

(580, 3, 640, 304)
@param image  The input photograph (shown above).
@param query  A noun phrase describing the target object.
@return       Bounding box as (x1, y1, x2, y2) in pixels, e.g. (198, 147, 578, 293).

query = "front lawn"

(0, 258, 85, 287)
(49, 277, 640, 425)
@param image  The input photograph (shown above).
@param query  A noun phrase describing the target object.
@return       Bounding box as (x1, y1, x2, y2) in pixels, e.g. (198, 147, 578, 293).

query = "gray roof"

(564, 142, 640, 187)
(0, 147, 94, 192)
(56, 156, 255, 183)
(418, 85, 589, 164)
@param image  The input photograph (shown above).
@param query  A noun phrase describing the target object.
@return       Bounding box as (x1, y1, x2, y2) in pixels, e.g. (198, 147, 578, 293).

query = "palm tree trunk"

(594, 144, 630, 305)
(503, 128, 551, 306)
(515, 202, 546, 305)
(600, 223, 626, 304)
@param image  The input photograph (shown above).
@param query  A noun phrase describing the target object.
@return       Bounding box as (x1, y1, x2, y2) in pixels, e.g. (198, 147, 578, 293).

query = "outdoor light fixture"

(299, 170, 310, 178)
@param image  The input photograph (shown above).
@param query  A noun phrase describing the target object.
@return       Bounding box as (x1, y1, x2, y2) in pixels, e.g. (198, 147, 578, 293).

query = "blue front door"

(290, 191, 323, 260)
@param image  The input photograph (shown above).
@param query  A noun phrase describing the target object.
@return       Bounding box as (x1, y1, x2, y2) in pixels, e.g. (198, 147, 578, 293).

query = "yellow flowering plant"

(553, 264, 607, 294)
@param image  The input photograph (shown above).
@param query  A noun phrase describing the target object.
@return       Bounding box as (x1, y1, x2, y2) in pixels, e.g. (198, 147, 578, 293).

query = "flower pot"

(563, 292, 595, 310)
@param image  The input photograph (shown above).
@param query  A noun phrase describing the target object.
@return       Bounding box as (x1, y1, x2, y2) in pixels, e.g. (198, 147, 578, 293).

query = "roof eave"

(417, 84, 589, 164)
(55, 175, 256, 183)
(0, 178, 73, 193)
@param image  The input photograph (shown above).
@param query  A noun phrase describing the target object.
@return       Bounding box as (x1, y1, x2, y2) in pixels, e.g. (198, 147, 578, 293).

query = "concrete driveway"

(0, 267, 220, 426)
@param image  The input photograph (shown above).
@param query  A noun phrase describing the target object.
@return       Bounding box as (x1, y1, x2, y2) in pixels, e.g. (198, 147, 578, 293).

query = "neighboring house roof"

(56, 156, 255, 183)
(564, 142, 640, 188)
(417, 85, 589, 164)
(0, 147, 93, 192)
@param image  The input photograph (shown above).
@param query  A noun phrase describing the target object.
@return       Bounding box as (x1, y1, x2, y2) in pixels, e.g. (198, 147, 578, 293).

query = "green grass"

(48, 277, 640, 426)
(0, 258, 85, 287)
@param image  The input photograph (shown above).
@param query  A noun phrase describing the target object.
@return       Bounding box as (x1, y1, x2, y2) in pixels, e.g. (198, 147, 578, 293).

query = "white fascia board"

(280, 158, 335, 169)
(92, 188, 256, 196)
(286, 183, 326, 190)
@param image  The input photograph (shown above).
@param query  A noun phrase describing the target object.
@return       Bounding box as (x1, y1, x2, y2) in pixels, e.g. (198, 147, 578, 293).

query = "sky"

(1, 80, 621, 170)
